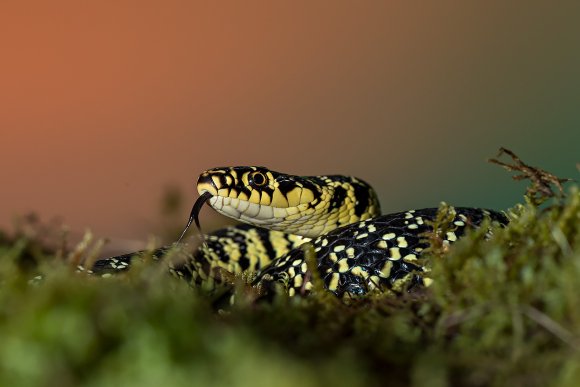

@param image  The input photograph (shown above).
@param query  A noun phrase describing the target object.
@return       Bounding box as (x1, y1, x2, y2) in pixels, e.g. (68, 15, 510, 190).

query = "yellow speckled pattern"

(255, 207, 508, 298)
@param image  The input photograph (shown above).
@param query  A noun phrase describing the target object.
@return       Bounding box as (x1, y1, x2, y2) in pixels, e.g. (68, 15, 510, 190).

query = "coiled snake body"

(91, 167, 508, 298)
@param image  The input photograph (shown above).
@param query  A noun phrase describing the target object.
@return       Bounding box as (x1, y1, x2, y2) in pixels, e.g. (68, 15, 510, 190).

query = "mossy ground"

(1, 167, 579, 387)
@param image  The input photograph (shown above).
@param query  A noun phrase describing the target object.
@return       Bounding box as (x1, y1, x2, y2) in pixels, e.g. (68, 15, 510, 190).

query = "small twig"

(302, 242, 326, 295)
(488, 147, 572, 206)
(421, 202, 456, 257)
(522, 306, 580, 351)
(442, 307, 484, 330)
(67, 231, 93, 267)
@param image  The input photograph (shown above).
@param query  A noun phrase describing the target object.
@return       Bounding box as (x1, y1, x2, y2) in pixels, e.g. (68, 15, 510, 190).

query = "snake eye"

(249, 171, 267, 187)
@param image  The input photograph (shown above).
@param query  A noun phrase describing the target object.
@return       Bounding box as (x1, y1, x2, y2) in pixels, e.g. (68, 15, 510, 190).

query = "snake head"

(197, 166, 317, 220)
(195, 166, 380, 238)
(197, 166, 318, 205)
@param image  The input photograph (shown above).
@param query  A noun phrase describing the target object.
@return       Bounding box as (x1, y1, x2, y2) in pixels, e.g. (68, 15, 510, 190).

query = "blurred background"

(1, 1, 578, 253)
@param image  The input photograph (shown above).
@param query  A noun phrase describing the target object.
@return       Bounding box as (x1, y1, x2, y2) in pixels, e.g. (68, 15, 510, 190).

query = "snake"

(89, 166, 508, 298)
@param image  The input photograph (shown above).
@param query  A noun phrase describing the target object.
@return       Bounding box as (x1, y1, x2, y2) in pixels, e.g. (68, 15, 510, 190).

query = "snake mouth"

(176, 191, 213, 243)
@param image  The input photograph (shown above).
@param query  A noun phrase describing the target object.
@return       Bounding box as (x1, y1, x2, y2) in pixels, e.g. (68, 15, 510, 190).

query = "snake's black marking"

(277, 179, 298, 197)
(328, 186, 347, 212)
(352, 180, 372, 217)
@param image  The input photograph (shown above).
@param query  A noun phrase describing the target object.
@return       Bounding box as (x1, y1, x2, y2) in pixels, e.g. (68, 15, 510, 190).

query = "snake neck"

(196, 167, 381, 238)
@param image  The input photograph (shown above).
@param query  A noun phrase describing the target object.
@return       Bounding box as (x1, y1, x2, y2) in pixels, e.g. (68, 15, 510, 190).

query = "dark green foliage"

(1, 172, 579, 386)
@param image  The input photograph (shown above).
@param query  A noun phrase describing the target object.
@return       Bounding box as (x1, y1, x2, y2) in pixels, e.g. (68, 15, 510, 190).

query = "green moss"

(1, 161, 579, 386)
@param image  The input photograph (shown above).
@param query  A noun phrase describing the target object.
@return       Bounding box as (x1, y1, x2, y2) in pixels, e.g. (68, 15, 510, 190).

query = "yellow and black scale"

(90, 166, 508, 298)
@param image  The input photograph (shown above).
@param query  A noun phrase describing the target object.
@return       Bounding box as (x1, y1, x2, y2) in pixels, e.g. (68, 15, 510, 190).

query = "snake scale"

(90, 166, 508, 298)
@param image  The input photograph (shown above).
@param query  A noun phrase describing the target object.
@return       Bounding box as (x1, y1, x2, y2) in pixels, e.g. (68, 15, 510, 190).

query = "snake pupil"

(250, 172, 266, 187)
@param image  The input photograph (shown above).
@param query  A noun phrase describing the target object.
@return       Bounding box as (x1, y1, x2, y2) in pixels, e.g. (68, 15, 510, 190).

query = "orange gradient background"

(1, 2, 579, 249)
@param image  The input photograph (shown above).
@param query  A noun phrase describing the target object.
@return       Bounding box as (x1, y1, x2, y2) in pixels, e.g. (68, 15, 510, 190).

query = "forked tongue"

(176, 191, 213, 243)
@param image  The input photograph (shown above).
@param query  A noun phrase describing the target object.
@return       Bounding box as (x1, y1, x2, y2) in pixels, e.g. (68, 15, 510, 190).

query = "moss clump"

(0, 188, 578, 387)
(0, 148, 578, 387)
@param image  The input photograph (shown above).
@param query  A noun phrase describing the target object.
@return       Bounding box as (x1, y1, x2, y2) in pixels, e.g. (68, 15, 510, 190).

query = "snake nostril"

(196, 173, 218, 196)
